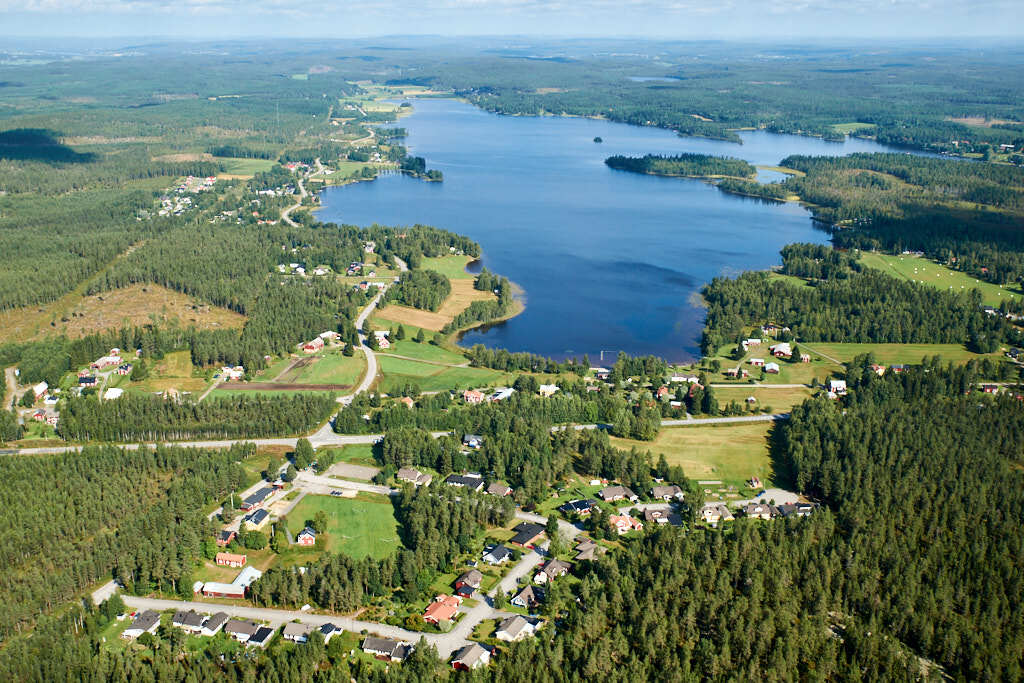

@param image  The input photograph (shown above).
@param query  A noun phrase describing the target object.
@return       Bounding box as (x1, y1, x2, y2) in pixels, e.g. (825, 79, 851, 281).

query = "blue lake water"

(318, 99, 911, 361)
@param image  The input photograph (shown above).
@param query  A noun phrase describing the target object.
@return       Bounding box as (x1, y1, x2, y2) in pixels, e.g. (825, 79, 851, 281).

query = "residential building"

(445, 472, 484, 491)
(764, 362, 780, 374)
(778, 502, 817, 518)
(558, 499, 598, 516)
(318, 623, 340, 644)
(215, 552, 247, 568)
(574, 539, 601, 562)
(243, 508, 270, 531)
(650, 485, 684, 501)
(538, 383, 559, 397)
(172, 610, 206, 634)
(598, 485, 638, 503)
(770, 342, 792, 358)
(700, 503, 735, 527)
(216, 529, 236, 547)
(828, 379, 848, 394)
(482, 545, 512, 565)
(399, 396, 415, 408)
(224, 620, 260, 643)
(495, 615, 537, 642)
(509, 522, 545, 546)
(282, 622, 316, 643)
(241, 487, 274, 510)
(749, 358, 765, 367)
(534, 559, 571, 584)
(511, 585, 543, 609)
(424, 595, 462, 624)
(743, 503, 776, 520)
(297, 527, 317, 546)
(202, 613, 229, 637)
(123, 610, 160, 639)
(397, 467, 432, 486)
(609, 514, 644, 535)
(451, 643, 491, 671)
(462, 433, 483, 449)
(463, 389, 485, 404)
(303, 337, 325, 353)
(32, 381, 48, 399)
(249, 626, 275, 648)
(363, 636, 413, 661)
(486, 482, 512, 496)
(455, 569, 483, 596)
(644, 509, 670, 525)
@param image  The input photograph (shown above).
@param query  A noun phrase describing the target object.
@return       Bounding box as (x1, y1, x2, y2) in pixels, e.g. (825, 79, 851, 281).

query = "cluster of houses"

(123, 607, 342, 650)
(462, 387, 515, 404)
(700, 501, 817, 527)
(302, 330, 343, 353)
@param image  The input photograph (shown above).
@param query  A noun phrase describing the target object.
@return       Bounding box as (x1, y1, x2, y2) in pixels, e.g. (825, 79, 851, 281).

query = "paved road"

(280, 173, 309, 227)
(661, 413, 790, 427)
(708, 383, 808, 389)
(514, 510, 581, 539)
(295, 470, 394, 497)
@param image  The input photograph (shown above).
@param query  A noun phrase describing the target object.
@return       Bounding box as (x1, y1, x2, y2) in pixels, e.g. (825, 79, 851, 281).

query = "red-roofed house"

(424, 595, 462, 625)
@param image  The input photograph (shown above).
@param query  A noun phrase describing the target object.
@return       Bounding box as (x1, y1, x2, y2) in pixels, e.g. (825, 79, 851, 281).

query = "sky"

(0, 0, 1021, 40)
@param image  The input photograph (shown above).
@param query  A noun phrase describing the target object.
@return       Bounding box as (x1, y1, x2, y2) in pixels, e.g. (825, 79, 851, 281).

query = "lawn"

(287, 351, 365, 385)
(830, 122, 877, 134)
(609, 422, 775, 487)
(859, 252, 1023, 306)
(214, 157, 276, 176)
(377, 336, 466, 365)
(801, 342, 999, 366)
(253, 356, 294, 381)
(136, 350, 209, 393)
(420, 255, 475, 279)
(376, 355, 506, 393)
(322, 444, 378, 467)
(287, 494, 401, 560)
(706, 344, 842, 386)
(712, 385, 814, 413)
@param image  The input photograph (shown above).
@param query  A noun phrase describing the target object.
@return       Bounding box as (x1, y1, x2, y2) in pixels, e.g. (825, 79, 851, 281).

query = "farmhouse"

(749, 358, 765, 367)
(373, 330, 391, 349)
(463, 389, 486, 404)
(764, 362, 780, 374)
(215, 552, 247, 568)
(424, 594, 462, 624)
(769, 342, 792, 358)
(451, 643, 491, 671)
(303, 337, 324, 353)
(296, 527, 317, 546)
(828, 379, 848, 395)
(123, 610, 160, 639)
(115, 364, 133, 376)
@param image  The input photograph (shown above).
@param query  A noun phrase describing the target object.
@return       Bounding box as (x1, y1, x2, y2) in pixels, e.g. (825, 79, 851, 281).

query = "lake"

(318, 99, 910, 362)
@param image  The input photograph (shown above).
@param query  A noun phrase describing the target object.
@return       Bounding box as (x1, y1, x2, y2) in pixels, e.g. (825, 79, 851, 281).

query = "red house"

(216, 552, 247, 568)
(303, 337, 324, 353)
(297, 527, 317, 547)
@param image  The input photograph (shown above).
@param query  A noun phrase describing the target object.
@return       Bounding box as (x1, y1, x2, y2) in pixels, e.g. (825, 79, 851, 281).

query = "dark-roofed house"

(123, 610, 160, 639)
(224, 620, 260, 643)
(455, 569, 483, 596)
(495, 615, 537, 642)
(482, 545, 512, 565)
(777, 502, 817, 518)
(318, 623, 340, 644)
(534, 559, 571, 585)
(172, 610, 206, 634)
(397, 467, 432, 486)
(243, 508, 270, 531)
(462, 434, 483, 449)
(445, 473, 484, 491)
(363, 636, 414, 662)
(249, 626, 275, 648)
(509, 522, 545, 547)
(558, 499, 598, 516)
(202, 612, 229, 637)
(650, 484, 684, 501)
(599, 485, 638, 503)
(511, 585, 543, 609)
(216, 529, 236, 547)
(282, 622, 316, 643)
(241, 487, 274, 510)
(451, 643, 491, 671)
(644, 508, 670, 525)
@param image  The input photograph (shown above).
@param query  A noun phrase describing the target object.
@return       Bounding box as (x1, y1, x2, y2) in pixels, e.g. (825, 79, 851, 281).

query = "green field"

(376, 355, 506, 393)
(326, 444, 378, 466)
(801, 342, 998, 366)
(287, 494, 401, 560)
(830, 122, 877, 134)
(215, 157, 276, 176)
(420, 255, 475, 279)
(707, 343, 843, 386)
(610, 422, 775, 487)
(379, 337, 467, 365)
(860, 252, 1023, 306)
(289, 351, 365, 385)
(712, 385, 814, 413)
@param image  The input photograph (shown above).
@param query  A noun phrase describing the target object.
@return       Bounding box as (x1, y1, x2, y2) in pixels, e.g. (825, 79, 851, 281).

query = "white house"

(828, 379, 848, 394)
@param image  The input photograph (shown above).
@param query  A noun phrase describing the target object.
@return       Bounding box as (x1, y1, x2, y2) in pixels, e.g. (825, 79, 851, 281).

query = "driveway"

(324, 461, 380, 480)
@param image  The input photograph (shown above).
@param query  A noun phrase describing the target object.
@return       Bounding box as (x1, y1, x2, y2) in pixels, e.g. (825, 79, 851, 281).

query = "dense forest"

(605, 153, 755, 178)
(700, 243, 1013, 354)
(0, 443, 250, 637)
(384, 269, 451, 311)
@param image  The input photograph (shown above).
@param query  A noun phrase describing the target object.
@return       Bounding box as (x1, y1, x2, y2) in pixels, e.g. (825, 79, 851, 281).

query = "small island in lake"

(605, 153, 755, 179)
(594, 136, 603, 143)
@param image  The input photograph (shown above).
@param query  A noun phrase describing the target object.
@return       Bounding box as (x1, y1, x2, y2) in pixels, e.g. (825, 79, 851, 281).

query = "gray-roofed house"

(282, 622, 316, 643)
(574, 539, 601, 561)
(644, 508, 670, 525)
(700, 503, 735, 527)
(224, 619, 260, 643)
(482, 545, 512, 565)
(511, 584, 543, 609)
(495, 615, 537, 642)
(534, 559, 571, 585)
(172, 610, 206, 634)
(397, 468, 432, 486)
(486, 482, 513, 496)
(455, 568, 484, 596)
(122, 610, 160, 639)
(202, 612, 229, 637)
(650, 484, 684, 501)
(363, 636, 414, 661)
(598, 485, 638, 503)
(743, 503, 776, 520)
(451, 642, 491, 671)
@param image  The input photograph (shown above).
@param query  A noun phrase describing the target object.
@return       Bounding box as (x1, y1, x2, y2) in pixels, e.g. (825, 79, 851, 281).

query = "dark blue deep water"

(318, 99, 908, 361)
